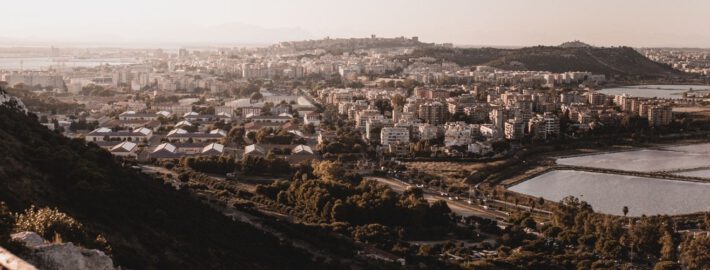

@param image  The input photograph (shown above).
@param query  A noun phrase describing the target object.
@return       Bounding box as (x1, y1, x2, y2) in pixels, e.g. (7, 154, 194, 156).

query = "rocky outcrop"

(0, 246, 37, 270)
(11, 232, 115, 270)
(0, 88, 27, 112)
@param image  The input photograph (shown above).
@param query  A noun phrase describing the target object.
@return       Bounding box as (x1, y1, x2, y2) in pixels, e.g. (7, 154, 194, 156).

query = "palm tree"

(623, 206, 631, 228)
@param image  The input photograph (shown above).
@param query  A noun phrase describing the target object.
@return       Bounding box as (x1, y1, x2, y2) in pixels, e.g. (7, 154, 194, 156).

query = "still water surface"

(509, 170, 710, 216)
(599, 84, 710, 99)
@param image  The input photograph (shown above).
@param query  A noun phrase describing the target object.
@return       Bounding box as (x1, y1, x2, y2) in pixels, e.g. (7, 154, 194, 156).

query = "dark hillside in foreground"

(0, 100, 319, 269)
(407, 45, 684, 78)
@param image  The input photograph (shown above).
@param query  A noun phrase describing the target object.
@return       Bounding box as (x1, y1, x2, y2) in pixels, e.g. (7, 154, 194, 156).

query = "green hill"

(0, 93, 319, 269)
(407, 45, 684, 78)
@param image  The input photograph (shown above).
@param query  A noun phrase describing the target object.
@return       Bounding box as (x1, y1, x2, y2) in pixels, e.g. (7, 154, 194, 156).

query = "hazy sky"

(2, 0, 709, 47)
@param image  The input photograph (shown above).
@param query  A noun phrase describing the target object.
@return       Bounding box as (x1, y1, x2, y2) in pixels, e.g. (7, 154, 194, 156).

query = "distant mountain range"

(407, 44, 684, 78)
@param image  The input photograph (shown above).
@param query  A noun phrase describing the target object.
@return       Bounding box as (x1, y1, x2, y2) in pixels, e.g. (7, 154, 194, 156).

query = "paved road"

(486, 198, 552, 215)
(367, 177, 509, 222)
(140, 165, 175, 176)
(139, 165, 182, 188)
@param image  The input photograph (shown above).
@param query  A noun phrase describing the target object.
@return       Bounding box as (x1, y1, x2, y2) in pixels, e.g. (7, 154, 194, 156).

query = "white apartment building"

(504, 119, 525, 140)
(380, 127, 410, 146)
(648, 105, 673, 127)
(528, 112, 560, 140)
(355, 108, 382, 129)
(444, 122, 479, 146)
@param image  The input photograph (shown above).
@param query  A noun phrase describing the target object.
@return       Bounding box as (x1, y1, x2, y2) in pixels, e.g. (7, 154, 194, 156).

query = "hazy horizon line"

(1, 37, 709, 51)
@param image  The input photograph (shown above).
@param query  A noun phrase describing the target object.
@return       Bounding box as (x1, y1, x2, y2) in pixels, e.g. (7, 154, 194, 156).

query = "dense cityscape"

(1, 1, 710, 270)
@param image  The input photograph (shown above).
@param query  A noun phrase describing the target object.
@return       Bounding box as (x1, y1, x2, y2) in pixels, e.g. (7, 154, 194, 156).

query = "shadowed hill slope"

(407, 46, 683, 78)
(0, 98, 320, 269)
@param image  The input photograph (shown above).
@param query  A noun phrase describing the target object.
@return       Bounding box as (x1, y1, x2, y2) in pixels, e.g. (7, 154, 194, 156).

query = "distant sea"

(0, 57, 137, 71)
